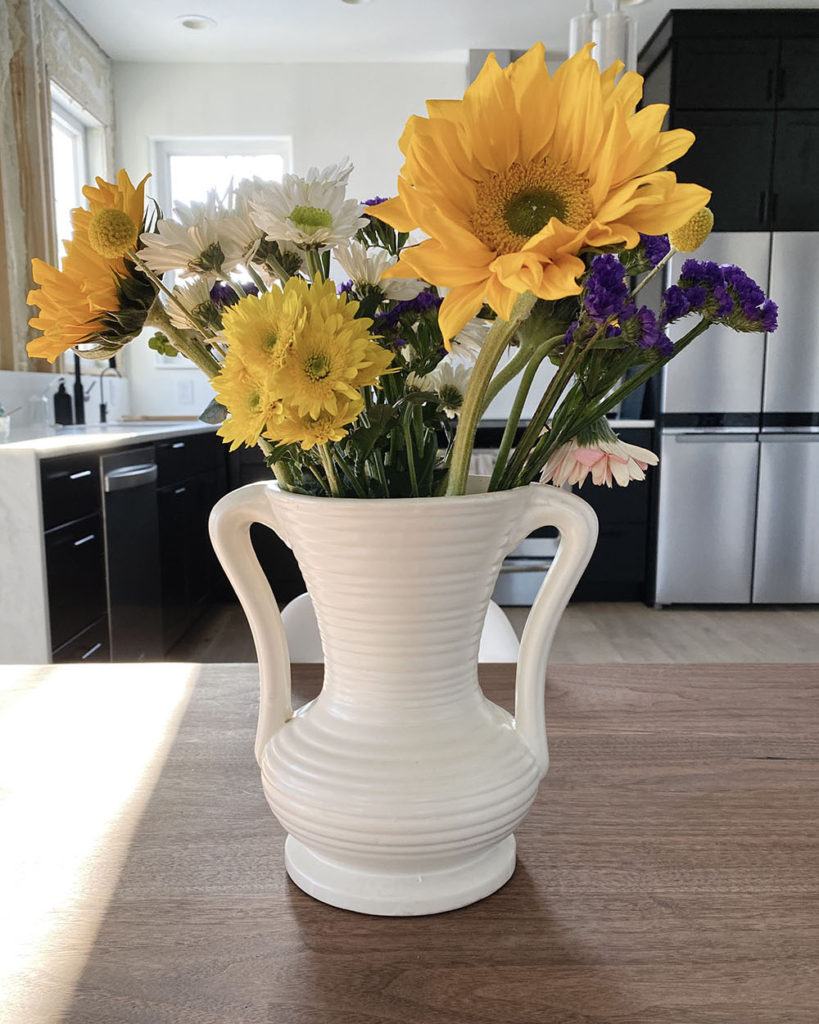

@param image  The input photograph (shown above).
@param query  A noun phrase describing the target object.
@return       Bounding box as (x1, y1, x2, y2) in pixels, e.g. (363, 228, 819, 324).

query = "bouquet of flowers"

(27, 43, 777, 499)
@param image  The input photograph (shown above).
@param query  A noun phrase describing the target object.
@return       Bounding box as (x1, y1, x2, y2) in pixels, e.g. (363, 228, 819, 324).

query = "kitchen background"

(1, 0, 818, 665)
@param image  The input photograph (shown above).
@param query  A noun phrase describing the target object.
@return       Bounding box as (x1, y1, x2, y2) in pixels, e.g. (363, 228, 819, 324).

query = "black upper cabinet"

(672, 111, 775, 232)
(778, 39, 819, 109)
(639, 10, 819, 232)
(770, 111, 819, 231)
(673, 38, 778, 111)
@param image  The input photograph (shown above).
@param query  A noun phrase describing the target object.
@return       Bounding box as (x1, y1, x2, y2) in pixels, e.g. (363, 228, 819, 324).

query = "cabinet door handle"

(80, 642, 103, 661)
(172, 442, 185, 449)
(776, 67, 786, 102)
(69, 469, 92, 480)
(174, 486, 187, 495)
(758, 191, 769, 225)
(73, 533, 96, 547)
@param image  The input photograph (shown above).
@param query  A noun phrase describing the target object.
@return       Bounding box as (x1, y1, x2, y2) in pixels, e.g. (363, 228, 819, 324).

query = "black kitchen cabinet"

(570, 427, 655, 602)
(671, 111, 776, 232)
(640, 9, 819, 233)
(157, 432, 228, 652)
(673, 37, 779, 111)
(770, 110, 819, 231)
(227, 445, 306, 606)
(40, 452, 109, 660)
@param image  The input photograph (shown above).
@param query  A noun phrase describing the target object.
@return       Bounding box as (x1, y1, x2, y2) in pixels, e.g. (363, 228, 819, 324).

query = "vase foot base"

(284, 834, 517, 916)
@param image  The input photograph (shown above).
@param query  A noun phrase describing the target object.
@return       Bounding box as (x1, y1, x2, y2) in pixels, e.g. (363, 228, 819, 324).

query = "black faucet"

(99, 362, 122, 423)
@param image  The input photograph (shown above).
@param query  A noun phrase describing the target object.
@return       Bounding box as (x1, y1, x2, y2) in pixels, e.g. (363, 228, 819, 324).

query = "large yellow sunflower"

(371, 43, 711, 343)
(27, 170, 151, 362)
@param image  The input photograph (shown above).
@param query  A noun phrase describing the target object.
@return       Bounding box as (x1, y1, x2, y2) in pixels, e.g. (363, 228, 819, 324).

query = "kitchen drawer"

(45, 512, 107, 651)
(156, 432, 222, 487)
(40, 452, 101, 530)
(52, 616, 110, 663)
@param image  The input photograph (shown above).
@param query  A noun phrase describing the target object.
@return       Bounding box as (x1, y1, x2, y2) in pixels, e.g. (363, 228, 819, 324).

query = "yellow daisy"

(212, 357, 282, 452)
(370, 43, 711, 343)
(27, 170, 152, 362)
(275, 277, 393, 419)
(269, 394, 365, 451)
(220, 278, 309, 375)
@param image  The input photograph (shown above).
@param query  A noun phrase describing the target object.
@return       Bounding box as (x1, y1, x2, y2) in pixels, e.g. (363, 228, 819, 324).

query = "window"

(150, 137, 292, 367)
(151, 137, 292, 218)
(50, 82, 105, 263)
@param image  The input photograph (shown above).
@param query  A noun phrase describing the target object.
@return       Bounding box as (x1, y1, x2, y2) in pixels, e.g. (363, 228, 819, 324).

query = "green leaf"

(198, 397, 227, 424)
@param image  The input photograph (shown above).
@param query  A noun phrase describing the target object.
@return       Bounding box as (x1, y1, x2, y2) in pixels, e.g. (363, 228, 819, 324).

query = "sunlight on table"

(0, 663, 200, 1024)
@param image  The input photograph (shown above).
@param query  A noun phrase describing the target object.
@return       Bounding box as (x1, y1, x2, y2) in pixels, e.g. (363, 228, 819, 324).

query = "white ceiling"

(59, 0, 810, 64)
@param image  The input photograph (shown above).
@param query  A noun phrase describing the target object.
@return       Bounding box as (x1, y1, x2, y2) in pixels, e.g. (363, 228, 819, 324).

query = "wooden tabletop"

(2, 661, 818, 1024)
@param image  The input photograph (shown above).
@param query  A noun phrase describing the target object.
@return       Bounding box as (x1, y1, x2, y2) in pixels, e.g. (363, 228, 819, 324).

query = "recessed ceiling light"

(340, 0, 370, 5)
(176, 14, 218, 30)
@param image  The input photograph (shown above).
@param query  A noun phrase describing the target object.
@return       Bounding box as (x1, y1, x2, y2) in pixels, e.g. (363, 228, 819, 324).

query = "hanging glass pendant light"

(592, 0, 637, 72)
(568, 0, 598, 58)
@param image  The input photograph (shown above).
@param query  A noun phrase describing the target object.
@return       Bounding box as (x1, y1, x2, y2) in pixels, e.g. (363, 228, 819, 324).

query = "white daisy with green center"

(334, 241, 425, 301)
(249, 171, 368, 250)
(167, 277, 222, 331)
(415, 356, 473, 420)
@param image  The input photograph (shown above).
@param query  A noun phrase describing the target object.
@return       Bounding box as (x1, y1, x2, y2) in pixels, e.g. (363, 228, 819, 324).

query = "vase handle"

(209, 482, 292, 765)
(513, 485, 598, 778)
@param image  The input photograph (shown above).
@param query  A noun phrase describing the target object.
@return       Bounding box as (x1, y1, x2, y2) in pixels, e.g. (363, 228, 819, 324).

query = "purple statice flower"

(625, 306, 673, 357)
(584, 254, 629, 322)
(209, 281, 258, 308)
(722, 265, 778, 331)
(640, 233, 671, 267)
(338, 279, 354, 297)
(680, 259, 724, 288)
(659, 284, 690, 326)
(665, 259, 776, 333)
(363, 196, 390, 207)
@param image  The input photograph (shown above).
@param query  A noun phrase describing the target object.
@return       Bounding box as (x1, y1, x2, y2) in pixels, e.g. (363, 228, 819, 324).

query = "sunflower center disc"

(504, 191, 566, 238)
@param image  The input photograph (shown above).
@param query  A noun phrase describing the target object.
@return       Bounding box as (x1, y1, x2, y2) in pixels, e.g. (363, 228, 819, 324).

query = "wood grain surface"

(3, 662, 818, 1024)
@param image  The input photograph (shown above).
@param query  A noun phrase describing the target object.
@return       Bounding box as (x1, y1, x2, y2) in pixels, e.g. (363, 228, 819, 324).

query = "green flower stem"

(261, 251, 291, 284)
(145, 301, 223, 378)
(370, 447, 389, 494)
(332, 448, 367, 499)
(488, 336, 559, 492)
(305, 248, 325, 282)
(446, 291, 537, 496)
(319, 443, 341, 497)
(402, 409, 420, 497)
(558, 317, 712, 446)
(129, 249, 216, 340)
(630, 247, 676, 302)
(478, 331, 563, 418)
(219, 273, 247, 300)
(245, 263, 270, 294)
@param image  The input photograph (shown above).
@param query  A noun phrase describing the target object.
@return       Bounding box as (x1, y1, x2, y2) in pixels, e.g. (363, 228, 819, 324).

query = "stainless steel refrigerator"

(654, 232, 819, 604)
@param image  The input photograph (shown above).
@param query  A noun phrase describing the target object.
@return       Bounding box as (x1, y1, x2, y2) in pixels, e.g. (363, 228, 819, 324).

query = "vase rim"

(267, 477, 551, 509)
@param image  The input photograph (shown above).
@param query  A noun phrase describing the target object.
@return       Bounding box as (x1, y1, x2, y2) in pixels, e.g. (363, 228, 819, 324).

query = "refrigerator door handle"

(760, 433, 819, 443)
(672, 433, 758, 443)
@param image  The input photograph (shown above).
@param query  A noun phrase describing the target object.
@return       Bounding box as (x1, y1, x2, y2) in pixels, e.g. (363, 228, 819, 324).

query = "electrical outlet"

(177, 378, 195, 405)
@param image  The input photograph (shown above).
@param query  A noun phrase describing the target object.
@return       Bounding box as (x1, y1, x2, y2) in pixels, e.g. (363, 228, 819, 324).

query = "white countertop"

(0, 419, 217, 457)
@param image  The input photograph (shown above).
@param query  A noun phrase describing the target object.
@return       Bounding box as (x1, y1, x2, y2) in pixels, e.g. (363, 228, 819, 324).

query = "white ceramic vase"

(209, 480, 597, 916)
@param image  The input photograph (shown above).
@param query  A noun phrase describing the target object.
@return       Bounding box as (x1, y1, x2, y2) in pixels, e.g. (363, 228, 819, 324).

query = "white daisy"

(415, 357, 473, 419)
(450, 317, 491, 363)
(334, 240, 425, 301)
(249, 173, 368, 250)
(139, 189, 254, 280)
(304, 157, 354, 186)
(166, 277, 220, 331)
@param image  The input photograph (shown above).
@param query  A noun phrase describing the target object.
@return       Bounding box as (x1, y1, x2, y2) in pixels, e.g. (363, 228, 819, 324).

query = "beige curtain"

(0, 0, 113, 372)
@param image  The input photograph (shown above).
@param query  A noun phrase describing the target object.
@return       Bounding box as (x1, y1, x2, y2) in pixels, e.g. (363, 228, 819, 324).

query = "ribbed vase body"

(209, 480, 599, 915)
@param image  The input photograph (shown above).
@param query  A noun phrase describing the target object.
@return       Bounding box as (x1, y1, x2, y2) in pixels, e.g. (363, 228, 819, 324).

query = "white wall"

(113, 60, 467, 418)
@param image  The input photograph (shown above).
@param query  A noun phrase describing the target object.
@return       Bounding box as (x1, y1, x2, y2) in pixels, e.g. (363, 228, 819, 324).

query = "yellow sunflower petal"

(438, 281, 488, 345)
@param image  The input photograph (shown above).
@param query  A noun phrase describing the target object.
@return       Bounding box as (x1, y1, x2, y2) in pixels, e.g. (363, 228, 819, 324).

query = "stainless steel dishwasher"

(102, 447, 163, 661)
